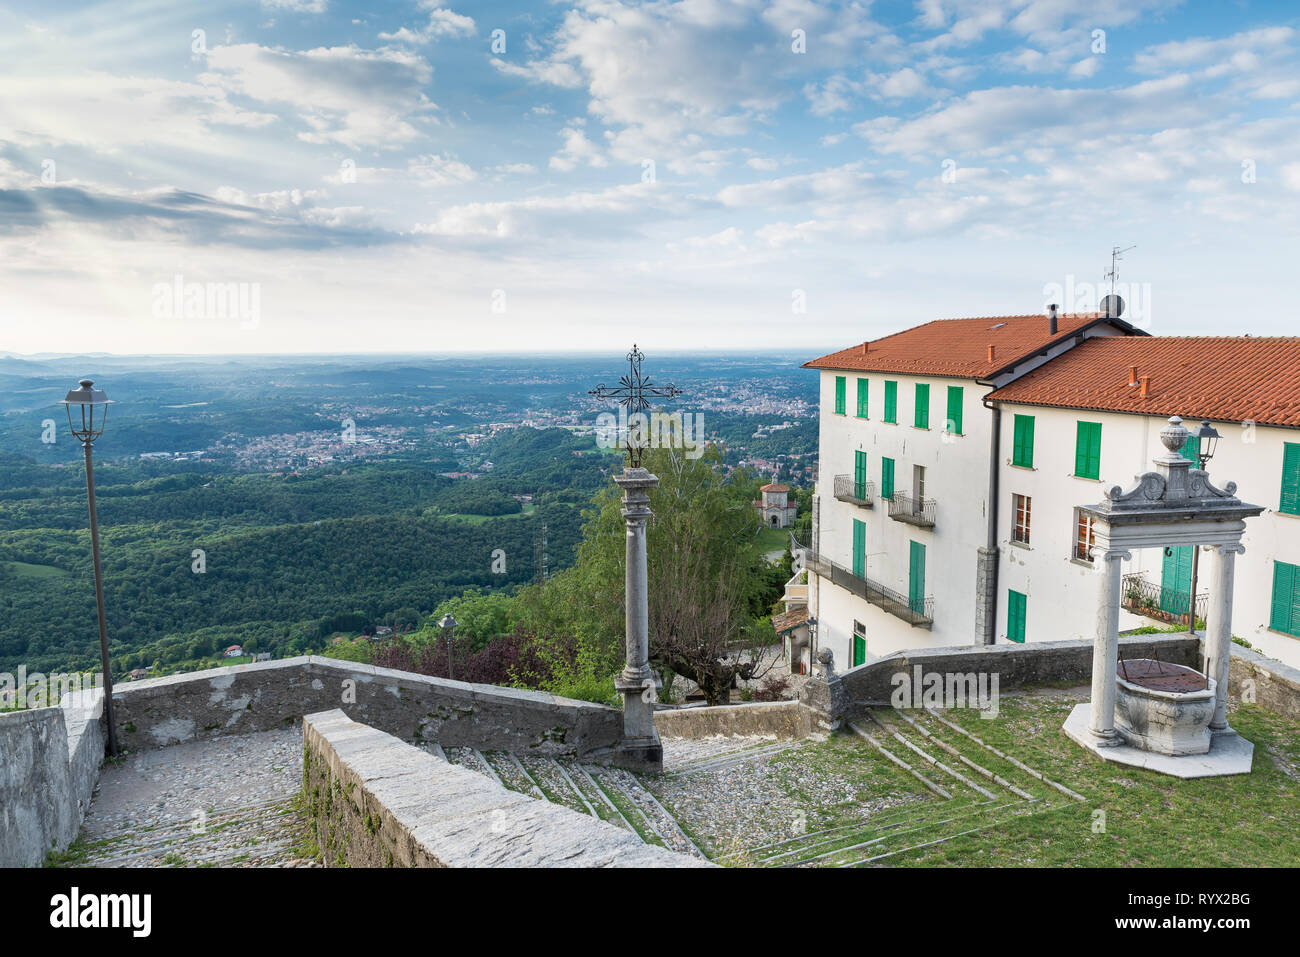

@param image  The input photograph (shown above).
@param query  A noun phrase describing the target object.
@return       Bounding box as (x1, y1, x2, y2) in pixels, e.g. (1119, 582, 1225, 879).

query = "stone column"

(1203, 543, 1245, 733)
(612, 467, 662, 769)
(1088, 547, 1131, 746)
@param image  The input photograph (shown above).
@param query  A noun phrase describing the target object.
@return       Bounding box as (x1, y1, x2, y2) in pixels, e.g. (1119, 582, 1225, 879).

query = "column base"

(610, 732, 663, 772)
(1089, 727, 1123, 749)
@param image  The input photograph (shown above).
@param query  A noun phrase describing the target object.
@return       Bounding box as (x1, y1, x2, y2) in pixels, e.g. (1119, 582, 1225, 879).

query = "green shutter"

(1012, 414, 1035, 468)
(1280, 443, 1300, 515)
(1160, 546, 1194, 616)
(852, 519, 866, 579)
(1178, 433, 1200, 464)
(946, 386, 963, 434)
(856, 378, 869, 418)
(908, 541, 926, 615)
(914, 383, 930, 429)
(1075, 421, 1101, 479)
(1007, 590, 1027, 643)
(852, 633, 866, 667)
(834, 376, 846, 415)
(854, 449, 867, 499)
(1271, 561, 1300, 636)
(884, 381, 897, 423)
(881, 457, 895, 500)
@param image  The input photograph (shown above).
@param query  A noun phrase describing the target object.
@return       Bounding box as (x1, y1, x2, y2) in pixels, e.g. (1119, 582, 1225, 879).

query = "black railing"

(789, 530, 932, 628)
(887, 492, 936, 528)
(1122, 572, 1208, 625)
(833, 474, 875, 508)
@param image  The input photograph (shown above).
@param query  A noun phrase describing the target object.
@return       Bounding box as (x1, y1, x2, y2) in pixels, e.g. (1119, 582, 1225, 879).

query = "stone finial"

(817, 647, 835, 678)
(1159, 416, 1189, 454)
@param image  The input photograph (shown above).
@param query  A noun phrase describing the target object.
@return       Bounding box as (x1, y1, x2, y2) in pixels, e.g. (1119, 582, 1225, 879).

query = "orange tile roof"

(803, 313, 1124, 379)
(986, 336, 1300, 428)
(760, 482, 791, 493)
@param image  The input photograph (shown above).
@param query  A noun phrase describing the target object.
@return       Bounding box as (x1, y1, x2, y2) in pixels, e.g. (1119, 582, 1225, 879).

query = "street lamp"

(61, 379, 118, 756)
(1188, 419, 1221, 642)
(438, 613, 458, 681)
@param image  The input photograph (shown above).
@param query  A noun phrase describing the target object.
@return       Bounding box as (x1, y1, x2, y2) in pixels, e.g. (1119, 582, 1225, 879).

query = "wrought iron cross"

(589, 344, 682, 468)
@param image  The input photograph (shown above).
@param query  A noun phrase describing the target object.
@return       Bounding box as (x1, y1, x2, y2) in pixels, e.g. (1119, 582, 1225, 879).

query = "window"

(1075, 420, 1102, 479)
(834, 376, 846, 415)
(881, 457, 895, 500)
(946, 385, 963, 434)
(1281, 443, 1300, 516)
(1007, 590, 1027, 643)
(1074, 509, 1096, 562)
(1270, 561, 1300, 636)
(908, 541, 926, 616)
(913, 464, 926, 502)
(855, 378, 869, 418)
(914, 383, 930, 429)
(1178, 433, 1200, 464)
(852, 519, 866, 579)
(883, 380, 898, 423)
(852, 621, 867, 667)
(853, 449, 867, 499)
(1012, 494, 1031, 545)
(1012, 414, 1035, 468)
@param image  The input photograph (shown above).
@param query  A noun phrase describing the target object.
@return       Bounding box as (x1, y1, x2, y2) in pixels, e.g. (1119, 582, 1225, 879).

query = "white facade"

(810, 369, 991, 667)
(993, 403, 1300, 668)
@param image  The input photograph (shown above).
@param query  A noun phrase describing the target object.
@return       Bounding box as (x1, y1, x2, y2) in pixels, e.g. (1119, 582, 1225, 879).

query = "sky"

(0, 0, 1297, 356)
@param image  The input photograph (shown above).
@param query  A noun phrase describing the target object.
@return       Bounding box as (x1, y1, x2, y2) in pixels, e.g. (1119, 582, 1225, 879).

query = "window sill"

(1007, 461, 1035, 471)
(1068, 557, 1095, 570)
(1266, 628, 1300, 641)
(1009, 540, 1031, 551)
(1276, 510, 1300, 520)
(1072, 474, 1103, 482)
(912, 425, 930, 431)
(882, 420, 898, 426)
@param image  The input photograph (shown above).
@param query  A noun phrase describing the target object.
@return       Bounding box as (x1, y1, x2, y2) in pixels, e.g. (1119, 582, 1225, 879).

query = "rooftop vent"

(1048, 303, 1059, 334)
(987, 345, 996, 362)
(1128, 364, 1139, 387)
(1139, 374, 1151, 398)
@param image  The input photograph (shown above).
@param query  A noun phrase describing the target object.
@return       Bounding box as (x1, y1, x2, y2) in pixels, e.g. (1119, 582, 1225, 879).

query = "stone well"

(1113, 659, 1215, 756)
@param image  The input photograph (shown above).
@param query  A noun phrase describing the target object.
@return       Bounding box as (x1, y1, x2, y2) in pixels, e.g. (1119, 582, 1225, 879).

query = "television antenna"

(1104, 244, 1136, 297)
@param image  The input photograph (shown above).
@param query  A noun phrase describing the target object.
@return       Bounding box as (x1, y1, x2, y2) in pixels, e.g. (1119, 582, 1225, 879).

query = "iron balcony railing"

(833, 474, 875, 508)
(1122, 572, 1208, 625)
(887, 491, 936, 528)
(788, 532, 933, 628)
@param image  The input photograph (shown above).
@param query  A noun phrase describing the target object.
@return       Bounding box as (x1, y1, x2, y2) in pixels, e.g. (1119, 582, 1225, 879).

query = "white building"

(754, 480, 798, 528)
(799, 311, 1300, 673)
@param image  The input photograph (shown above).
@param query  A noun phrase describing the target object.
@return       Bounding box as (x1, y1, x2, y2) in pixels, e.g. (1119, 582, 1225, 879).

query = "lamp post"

(61, 379, 118, 757)
(1188, 419, 1221, 642)
(439, 613, 458, 680)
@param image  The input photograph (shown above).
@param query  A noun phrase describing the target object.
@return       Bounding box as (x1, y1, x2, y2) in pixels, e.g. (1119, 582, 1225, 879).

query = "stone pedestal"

(611, 468, 662, 771)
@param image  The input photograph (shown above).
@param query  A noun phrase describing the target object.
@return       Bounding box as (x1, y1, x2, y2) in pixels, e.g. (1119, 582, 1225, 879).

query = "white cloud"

(548, 125, 608, 172)
(379, 3, 475, 44)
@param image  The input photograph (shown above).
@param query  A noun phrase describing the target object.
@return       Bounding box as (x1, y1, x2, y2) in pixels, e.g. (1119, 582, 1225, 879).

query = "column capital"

(1091, 546, 1132, 564)
(1208, 542, 1246, 557)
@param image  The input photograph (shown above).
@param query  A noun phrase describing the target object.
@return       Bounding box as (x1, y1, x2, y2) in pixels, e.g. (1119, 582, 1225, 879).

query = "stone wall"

(110, 656, 623, 759)
(653, 700, 812, 739)
(803, 634, 1201, 721)
(1227, 643, 1300, 722)
(0, 689, 105, 867)
(303, 709, 711, 867)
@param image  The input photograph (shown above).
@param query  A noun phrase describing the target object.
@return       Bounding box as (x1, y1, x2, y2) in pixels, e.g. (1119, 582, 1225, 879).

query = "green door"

(852, 633, 866, 667)
(852, 519, 866, 579)
(1160, 546, 1194, 616)
(908, 541, 926, 615)
(853, 450, 867, 499)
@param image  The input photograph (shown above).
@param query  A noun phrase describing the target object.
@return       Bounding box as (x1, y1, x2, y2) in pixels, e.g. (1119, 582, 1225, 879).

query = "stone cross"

(590, 346, 681, 770)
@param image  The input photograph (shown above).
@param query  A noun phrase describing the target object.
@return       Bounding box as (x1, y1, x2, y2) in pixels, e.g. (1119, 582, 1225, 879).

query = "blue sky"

(1, 0, 1297, 354)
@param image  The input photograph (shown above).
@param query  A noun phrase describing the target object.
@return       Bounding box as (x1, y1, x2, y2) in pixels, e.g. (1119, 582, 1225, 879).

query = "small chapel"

(754, 478, 798, 528)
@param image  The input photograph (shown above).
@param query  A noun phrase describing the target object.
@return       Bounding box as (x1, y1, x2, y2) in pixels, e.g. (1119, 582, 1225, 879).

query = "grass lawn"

(755, 525, 791, 558)
(440, 503, 536, 525)
(5, 560, 71, 580)
(895, 688, 1300, 867)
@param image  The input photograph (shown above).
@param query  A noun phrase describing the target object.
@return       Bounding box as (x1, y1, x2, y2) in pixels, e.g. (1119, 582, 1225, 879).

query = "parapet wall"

(0, 689, 104, 867)
(110, 656, 623, 759)
(1228, 643, 1300, 722)
(303, 709, 710, 867)
(810, 634, 1201, 721)
(653, 700, 813, 739)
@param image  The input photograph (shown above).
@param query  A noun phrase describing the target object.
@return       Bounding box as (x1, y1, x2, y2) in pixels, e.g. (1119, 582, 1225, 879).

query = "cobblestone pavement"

(72, 727, 318, 868)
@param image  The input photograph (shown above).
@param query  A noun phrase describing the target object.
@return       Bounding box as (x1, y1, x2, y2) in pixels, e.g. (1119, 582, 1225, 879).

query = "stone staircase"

(714, 706, 1087, 867)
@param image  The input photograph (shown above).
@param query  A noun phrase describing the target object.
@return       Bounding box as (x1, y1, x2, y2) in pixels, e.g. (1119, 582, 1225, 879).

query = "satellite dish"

(1100, 293, 1125, 318)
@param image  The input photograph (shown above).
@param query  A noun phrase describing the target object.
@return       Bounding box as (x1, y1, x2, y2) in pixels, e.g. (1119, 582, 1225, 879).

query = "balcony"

(789, 532, 932, 628)
(833, 474, 875, 509)
(887, 491, 936, 529)
(1122, 573, 1208, 628)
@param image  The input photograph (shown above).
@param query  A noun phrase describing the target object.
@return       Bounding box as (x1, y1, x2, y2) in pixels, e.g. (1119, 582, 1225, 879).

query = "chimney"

(1139, 374, 1151, 398)
(1128, 364, 1138, 386)
(1048, 303, 1059, 334)
(987, 345, 996, 363)
(861, 342, 868, 355)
